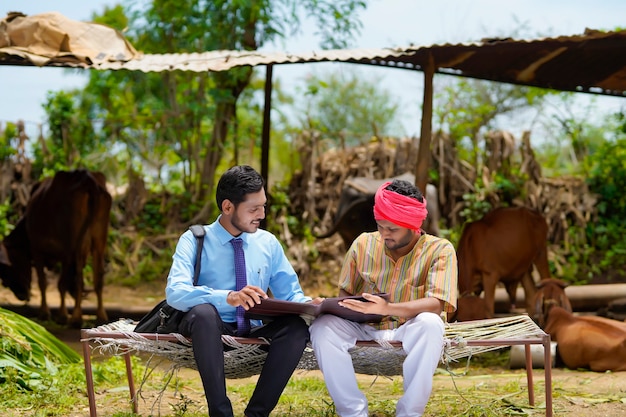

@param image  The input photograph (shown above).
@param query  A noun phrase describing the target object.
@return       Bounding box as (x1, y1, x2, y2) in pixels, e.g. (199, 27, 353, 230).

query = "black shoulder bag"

(134, 224, 205, 334)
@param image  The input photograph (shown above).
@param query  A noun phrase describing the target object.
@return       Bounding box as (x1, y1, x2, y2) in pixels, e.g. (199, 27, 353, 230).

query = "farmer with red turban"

(310, 179, 458, 417)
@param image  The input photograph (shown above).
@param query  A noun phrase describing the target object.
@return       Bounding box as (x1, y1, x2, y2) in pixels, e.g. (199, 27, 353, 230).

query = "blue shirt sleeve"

(165, 219, 310, 325)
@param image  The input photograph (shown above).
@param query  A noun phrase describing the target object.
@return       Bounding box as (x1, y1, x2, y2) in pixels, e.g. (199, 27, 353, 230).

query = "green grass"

(4, 346, 609, 416)
(0, 350, 544, 417)
(0, 358, 131, 417)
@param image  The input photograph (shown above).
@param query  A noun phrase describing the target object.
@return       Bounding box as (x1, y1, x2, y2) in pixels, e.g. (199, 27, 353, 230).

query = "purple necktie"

(230, 238, 250, 336)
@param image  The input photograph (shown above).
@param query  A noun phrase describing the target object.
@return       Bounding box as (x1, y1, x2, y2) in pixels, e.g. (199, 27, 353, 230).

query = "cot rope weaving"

(81, 314, 553, 416)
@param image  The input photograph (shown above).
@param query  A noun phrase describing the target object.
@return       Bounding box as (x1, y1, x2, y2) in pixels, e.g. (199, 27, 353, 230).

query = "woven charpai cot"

(82, 314, 546, 378)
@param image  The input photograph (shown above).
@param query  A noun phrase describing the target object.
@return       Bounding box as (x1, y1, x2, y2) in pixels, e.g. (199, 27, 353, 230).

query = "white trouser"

(309, 312, 444, 417)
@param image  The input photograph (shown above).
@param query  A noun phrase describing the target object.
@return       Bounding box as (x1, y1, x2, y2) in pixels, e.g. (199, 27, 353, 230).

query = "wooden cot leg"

(124, 351, 138, 414)
(81, 335, 98, 417)
(524, 343, 535, 406)
(543, 335, 553, 417)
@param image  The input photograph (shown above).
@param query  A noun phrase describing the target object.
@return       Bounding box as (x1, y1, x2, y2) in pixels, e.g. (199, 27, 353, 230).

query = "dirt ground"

(2, 283, 626, 416)
(79, 366, 626, 417)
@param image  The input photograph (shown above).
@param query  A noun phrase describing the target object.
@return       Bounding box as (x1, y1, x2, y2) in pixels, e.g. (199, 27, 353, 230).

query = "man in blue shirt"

(166, 165, 313, 417)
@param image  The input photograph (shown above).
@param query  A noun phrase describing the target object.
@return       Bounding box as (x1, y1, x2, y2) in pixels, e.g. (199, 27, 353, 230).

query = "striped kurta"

(338, 231, 458, 330)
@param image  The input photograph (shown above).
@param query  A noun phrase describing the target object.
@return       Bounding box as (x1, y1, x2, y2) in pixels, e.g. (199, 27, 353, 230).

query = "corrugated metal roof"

(2, 11, 626, 98)
(91, 29, 626, 97)
(89, 47, 414, 72)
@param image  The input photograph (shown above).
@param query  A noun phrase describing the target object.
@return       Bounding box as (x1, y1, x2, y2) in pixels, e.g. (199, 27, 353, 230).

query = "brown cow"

(544, 306, 626, 372)
(530, 278, 573, 328)
(457, 206, 550, 318)
(0, 170, 111, 326)
(450, 294, 490, 322)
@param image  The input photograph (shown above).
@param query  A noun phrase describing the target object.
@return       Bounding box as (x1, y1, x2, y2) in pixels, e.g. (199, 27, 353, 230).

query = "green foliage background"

(1, 0, 625, 291)
(585, 137, 626, 280)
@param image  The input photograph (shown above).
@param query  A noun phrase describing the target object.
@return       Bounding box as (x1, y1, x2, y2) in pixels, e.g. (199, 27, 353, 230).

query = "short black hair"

(215, 165, 265, 211)
(385, 179, 424, 202)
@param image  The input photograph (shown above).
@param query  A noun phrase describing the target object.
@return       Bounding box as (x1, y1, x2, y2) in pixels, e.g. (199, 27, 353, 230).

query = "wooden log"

(494, 283, 626, 313)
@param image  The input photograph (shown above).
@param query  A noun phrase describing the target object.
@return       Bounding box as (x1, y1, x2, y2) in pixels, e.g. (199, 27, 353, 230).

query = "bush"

(585, 138, 626, 281)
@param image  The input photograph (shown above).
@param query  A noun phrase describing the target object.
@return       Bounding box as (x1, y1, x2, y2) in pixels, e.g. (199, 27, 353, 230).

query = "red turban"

(373, 181, 428, 230)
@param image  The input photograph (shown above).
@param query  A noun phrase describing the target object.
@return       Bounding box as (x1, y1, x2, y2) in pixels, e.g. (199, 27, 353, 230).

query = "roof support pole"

(259, 64, 274, 230)
(414, 53, 434, 194)
(261, 64, 274, 186)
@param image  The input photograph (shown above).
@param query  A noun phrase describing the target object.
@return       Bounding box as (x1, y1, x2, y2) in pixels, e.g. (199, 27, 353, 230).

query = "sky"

(2, 0, 626, 140)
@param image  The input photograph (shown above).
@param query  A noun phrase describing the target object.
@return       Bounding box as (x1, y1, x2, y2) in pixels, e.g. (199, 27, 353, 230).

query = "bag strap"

(189, 224, 205, 286)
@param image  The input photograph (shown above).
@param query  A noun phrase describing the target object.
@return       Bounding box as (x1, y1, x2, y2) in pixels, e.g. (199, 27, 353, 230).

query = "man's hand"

(338, 293, 388, 315)
(227, 285, 267, 310)
(307, 297, 325, 305)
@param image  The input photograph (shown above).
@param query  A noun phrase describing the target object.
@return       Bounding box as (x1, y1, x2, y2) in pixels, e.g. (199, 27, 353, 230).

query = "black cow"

(314, 172, 440, 249)
(0, 170, 112, 326)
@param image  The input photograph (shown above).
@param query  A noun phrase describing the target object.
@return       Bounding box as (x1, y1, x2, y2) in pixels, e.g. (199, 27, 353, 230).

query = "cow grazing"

(0, 170, 112, 326)
(530, 278, 573, 328)
(544, 306, 626, 372)
(457, 206, 550, 318)
(314, 172, 440, 249)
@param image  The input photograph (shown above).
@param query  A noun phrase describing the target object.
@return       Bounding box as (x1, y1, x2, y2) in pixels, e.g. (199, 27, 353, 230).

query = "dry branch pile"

(289, 129, 596, 243)
(284, 129, 598, 289)
(289, 136, 417, 235)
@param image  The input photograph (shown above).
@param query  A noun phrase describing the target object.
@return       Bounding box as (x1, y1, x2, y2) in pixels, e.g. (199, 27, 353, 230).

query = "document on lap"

(245, 293, 390, 323)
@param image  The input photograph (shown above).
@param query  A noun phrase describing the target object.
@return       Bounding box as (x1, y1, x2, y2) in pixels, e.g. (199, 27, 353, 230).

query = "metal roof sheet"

(90, 29, 626, 97)
(2, 11, 626, 98)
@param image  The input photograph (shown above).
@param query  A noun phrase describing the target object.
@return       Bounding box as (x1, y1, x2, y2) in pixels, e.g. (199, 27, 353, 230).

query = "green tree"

(234, 74, 299, 184)
(585, 136, 626, 280)
(297, 68, 401, 147)
(67, 0, 368, 226)
(434, 77, 550, 167)
(35, 90, 101, 175)
(0, 122, 18, 161)
(537, 94, 612, 176)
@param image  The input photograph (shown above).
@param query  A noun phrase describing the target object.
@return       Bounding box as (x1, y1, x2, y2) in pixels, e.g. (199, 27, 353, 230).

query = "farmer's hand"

(339, 293, 388, 315)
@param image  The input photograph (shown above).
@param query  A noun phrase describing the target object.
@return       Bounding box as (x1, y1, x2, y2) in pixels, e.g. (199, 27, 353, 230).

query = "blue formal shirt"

(165, 216, 311, 326)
